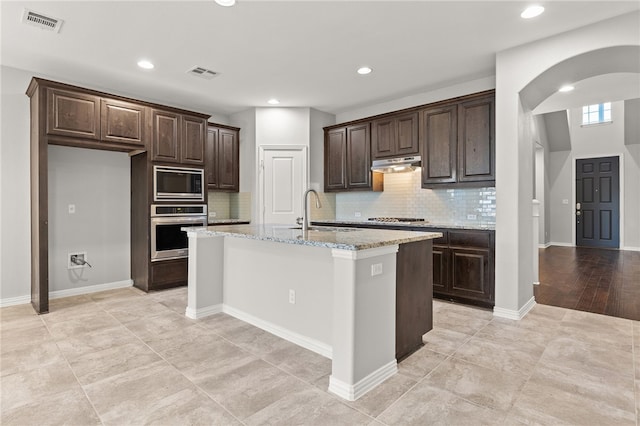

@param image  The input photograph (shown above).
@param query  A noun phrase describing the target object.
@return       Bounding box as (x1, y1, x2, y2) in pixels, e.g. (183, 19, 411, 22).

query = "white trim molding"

(49, 279, 133, 300)
(328, 360, 398, 401)
(547, 242, 574, 247)
(538, 242, 552, 249)
(493, 297, 536, 320)
(0, 295, 31, 308)
(623, 246, 640, 252)
(185, 303, 223, 320)
(223, 304, 332, 359)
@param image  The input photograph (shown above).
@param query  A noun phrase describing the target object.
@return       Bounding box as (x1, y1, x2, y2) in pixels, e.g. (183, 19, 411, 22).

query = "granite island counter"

(185, 224, 441, 401)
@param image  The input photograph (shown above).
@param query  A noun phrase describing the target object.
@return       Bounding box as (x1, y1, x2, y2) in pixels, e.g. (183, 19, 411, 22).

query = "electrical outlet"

(68, 252, 87, 269)
(354, 211, 361, 217)
(209, 212, 217, 218)
(68, 204, 76, 214)
(371, 263, 383, 276)
(467, 214, 477, 220)
(288, 289, 296, 304)
(562, 199, 569, 205)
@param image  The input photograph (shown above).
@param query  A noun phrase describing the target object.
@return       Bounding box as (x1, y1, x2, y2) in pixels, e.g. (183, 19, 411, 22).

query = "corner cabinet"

(151, 109, 206, 165)
(324, 123, 381, 192)
(206, 124, 240, 192)
(421, 92, 495, 188)
(371, 111, 419, 159)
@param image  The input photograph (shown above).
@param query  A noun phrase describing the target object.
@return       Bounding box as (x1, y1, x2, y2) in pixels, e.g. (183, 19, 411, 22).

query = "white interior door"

(260, 146, 307, 224)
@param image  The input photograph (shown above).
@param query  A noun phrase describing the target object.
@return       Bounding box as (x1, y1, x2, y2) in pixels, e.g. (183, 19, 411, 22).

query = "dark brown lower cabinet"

(433, 229, 495, 308)
(149, 259, 188, 290)
(395, 240, 433, 361)
(312, 221, 495, 308)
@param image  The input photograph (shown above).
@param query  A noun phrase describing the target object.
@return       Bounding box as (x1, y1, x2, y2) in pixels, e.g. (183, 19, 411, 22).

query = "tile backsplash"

(335, 170, 495, 226)
(208, 191, 252, 221)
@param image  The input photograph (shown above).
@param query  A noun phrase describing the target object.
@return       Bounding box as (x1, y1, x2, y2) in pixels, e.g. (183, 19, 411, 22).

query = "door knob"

(576, 210, 581, 216)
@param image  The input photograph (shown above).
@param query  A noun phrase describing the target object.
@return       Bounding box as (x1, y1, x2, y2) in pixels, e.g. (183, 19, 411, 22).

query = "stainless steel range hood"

(371, 156, 421, 173)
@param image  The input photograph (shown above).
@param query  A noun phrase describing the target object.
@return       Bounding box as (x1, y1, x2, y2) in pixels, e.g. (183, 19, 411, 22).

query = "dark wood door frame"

(574, 155, 621, 249)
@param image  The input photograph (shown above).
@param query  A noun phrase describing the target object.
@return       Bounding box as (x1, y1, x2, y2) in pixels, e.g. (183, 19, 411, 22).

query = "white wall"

(0, 66, 31, 301)
(547, 102, 640, 249)
(48, 145, 131, 291)
(256, 108, 310, 146)
(310, 108, 335, 191)
(336, 76, 495, 123)
(494, 12, 640, 315)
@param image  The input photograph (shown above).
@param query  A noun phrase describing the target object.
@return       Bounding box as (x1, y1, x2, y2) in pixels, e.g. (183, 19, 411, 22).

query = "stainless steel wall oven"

(150, 204, 207, 261)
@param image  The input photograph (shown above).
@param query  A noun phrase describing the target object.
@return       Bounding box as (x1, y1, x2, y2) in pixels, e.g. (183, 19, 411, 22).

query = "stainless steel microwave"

(153, 165, 204, 202)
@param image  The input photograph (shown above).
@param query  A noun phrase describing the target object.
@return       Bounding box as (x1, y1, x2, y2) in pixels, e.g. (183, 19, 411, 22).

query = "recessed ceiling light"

(521, 5, 545, 19)
(558, 85, 575, 93)
(215, 0, 236, 6)
(357, 66, 372, 75)
(137, 60, 154, 70)
(267, 98, 280, 105)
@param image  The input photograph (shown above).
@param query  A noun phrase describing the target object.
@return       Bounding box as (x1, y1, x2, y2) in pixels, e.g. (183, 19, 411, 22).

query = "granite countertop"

(312, 220, 495, 231)
(208, 219, 251, 225)
(187, 224, 442, 251)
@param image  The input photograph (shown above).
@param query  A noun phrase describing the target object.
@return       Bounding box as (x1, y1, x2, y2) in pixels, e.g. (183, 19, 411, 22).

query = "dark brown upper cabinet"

(100, 98, 146, 146)
(151, 109, 180, 162)
(47, 88, 100, 140)
(371, 111, 419, 159)
(421, 104, 458, 185)
(206, 125, 240, 192)
(325, 123, 379, 192)
(152, 110, 206, 165)
(181, 114, 206, 165)
(457, 95, 495, 183)
(421, 92, 495, 188)
(325, 127, 347, 191)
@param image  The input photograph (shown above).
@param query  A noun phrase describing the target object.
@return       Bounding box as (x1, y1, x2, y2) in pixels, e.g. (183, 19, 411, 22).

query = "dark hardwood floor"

(535, 246, 640, 321)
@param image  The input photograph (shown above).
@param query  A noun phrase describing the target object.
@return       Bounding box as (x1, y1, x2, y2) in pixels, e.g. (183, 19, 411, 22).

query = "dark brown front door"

(576, 156, 619, 248)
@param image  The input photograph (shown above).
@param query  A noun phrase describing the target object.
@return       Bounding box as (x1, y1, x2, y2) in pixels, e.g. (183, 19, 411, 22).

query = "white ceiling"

(2, 1, 639, 117)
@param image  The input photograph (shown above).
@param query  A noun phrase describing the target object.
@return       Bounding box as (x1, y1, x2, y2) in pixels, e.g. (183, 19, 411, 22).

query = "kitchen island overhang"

(185, 224, 441, 401)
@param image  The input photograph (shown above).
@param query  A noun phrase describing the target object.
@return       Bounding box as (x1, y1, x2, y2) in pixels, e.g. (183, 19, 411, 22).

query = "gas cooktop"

(367, 217, 426, 223)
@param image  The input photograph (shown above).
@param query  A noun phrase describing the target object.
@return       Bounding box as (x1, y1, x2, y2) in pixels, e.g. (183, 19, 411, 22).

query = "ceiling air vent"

(21, 9, 64, 33)
(187, 66, 219, 80)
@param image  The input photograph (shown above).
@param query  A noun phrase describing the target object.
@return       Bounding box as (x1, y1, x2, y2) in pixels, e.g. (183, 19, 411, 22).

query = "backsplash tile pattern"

(208, 192, 252, 221)
(335, 170, 496, 226)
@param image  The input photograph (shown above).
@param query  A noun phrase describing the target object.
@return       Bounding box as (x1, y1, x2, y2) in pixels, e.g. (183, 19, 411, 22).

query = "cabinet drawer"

(449, 230, 492, 248)
(150, 259, 187, 286)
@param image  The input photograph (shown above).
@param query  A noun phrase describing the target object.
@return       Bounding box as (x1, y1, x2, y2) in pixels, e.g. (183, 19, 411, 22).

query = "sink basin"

(288, 226, 359, 232)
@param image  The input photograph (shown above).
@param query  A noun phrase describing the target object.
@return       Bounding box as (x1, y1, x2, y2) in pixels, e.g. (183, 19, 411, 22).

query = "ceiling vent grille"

(21, 8, 63, 33)
(187, 66, 219, 80)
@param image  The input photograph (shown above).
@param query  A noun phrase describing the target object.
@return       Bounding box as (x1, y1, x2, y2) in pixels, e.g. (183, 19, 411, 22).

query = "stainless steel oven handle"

(150, 216, 207, 225)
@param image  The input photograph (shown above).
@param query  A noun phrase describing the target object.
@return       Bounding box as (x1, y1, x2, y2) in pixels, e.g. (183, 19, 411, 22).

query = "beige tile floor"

(1, 286, 638, 425)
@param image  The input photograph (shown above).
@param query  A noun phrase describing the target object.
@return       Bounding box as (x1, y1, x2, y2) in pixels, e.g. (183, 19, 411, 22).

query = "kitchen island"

(185, 224, 441, 401)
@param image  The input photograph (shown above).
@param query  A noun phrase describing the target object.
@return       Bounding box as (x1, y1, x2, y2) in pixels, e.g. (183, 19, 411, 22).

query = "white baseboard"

(328, 360, 398, 401)
(222, 305, 332, 359)
(493, 296, 536, 321)
(185, 304, 222, 319)
(547, 242, 574, 247)
(538, 242, 552, 249)
(49, 279, 133, 299)
(0, 295, 31, 308)
(623, 246, 640, 252)
(0, 280, 133, 308)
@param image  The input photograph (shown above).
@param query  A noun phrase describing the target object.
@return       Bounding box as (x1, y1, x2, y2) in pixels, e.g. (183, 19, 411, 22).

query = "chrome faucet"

(303, 189, 322, 233)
